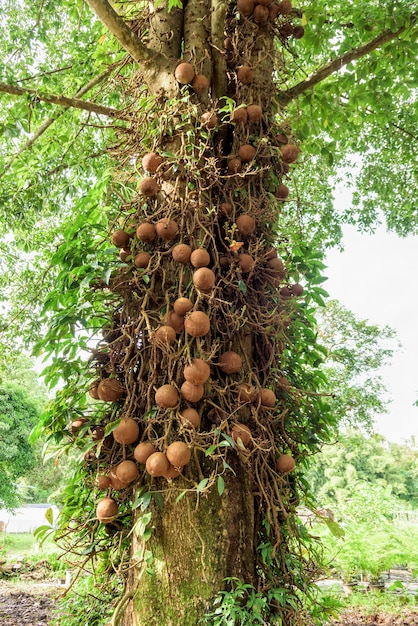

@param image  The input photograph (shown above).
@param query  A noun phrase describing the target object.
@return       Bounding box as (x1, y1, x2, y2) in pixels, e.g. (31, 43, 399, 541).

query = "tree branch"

(85, 0, 156, 64)
(85, 0, 178, 96)
(278, 14, 417, 106)
(0, 66, 119, 178)
(0, 82, 125, 118)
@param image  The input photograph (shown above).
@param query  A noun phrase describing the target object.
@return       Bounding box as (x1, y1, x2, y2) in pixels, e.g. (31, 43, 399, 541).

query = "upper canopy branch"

(0, 81, 127, 118)
(85, 0, 179, 96)
(85, 0, 156, 64)
(278, 13, 417, 106)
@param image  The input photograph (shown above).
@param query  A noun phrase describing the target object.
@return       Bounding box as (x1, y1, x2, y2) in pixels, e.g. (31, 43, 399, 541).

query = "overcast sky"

(325, 222, 418, 444)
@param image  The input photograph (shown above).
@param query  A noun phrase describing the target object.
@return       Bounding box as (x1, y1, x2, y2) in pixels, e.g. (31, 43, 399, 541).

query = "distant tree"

(317, 300, 398, 431)
(308, 429, 418, 509)
(0, 384, 39, 508)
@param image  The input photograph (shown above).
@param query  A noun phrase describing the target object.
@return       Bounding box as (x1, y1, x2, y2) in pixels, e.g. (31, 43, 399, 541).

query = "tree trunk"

(124, 457, 255, 625)
(83, 1, 309, 625)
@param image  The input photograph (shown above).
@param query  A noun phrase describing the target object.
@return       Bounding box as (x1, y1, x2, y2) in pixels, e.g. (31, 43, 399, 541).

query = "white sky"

(325, 219, 418, 444)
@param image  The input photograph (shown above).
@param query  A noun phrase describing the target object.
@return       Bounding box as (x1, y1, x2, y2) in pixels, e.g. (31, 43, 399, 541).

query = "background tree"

(0, 384, 39, 508)
(0, 1, 417, 625)
(316, 300, 398, 431)
(308, 430, 418, 509)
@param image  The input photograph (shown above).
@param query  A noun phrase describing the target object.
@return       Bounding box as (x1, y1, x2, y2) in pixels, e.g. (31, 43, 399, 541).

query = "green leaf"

(196, 478, 209, 493)
(217, 475, 225, 496)
(44, 507, 54, 526)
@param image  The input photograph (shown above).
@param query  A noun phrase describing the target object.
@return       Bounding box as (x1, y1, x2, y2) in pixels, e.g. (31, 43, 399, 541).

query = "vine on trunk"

(37, 1, 335, 624)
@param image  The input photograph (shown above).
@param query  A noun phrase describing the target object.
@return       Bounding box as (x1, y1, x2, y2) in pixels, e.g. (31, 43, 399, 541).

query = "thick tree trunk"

(124, 457, 254, 625)
(84, 2, 308, 625)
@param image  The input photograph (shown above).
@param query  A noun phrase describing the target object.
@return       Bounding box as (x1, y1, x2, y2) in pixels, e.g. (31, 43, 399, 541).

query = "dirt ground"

(330, 608, 418, 625)
(1, 579, 418, 625)
(0, 580, 59, 626)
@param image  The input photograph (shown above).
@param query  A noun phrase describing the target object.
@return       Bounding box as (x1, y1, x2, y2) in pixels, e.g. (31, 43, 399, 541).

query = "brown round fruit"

(219, 351, 242, 374)
(163, 464, 182, 479)
(166, 441, 191, 467)
(260, 388, 276, 407)
(231, 107, 248, 124)
(237, 66, 254, 84)
(227, 158, 242, 174)
(116, 460, 139, 484)
(281, 143, 299, 164)
(236, 214, 256, 237)
(246, 104, 263, 122)
(201, 111, 218, 129)
(179, 408, 201, 429)
(172, 243, 192, 264)
(190, 248, 210, 268)
(109, 468, 128, 490)
(253, 4, 269, 22)
(265, 247, 278, 260)
(173, 297, 193, 316)
(232, 423, 251, 447)
(275, 183, 289, 200)
(193, 267, 216, 291)
(142, 152, 162, 173)
(136, 222, 156, 243)
(280, 22, 293, 37)
(276, 453, 295, 473)
(155, 384, 179, 408)
(111, 230, 130, 248)
(277, 0, 292, 14)
(291, 283, 304, 296)
(238, 144, 256, 163)
(95, 475, 111, 490)
(184, 311, 211, 337)
(146, 451, 170, 477)
(184, 358, 210, 385)
(175, 62, 195, 84)
(89, 380, 100, 400)
(268, 3, 280, 19)
(268, 257, 285, 277)
(192, 74, 209, 94)
(70, 418, 87, 435)
(91, 426, 105, 441)
(166, 310, 185, 333)
(181, 380, 204, 402)
(134, 251, 151, 269)
(97, 379, 124, 402)
(238, 253, 254, 273)
(119, 248, 130, 262)
(113, 418, 140, 445)
(237, 0, 255, 16)
(219, 202, 233, 216)
(139, 177, 159, 197)
(134, 442, 156, 464)
(153, 325, 176, 345)
(96, 497, 119, 522)
(155, 218, 179, 241)
(238, 383, 257, 403)
(292, 25, 305, 39)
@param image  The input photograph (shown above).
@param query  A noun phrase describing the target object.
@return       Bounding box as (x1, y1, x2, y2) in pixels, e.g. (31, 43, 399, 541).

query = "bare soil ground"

(1, 578, 418, 625)
(330, 608, 418, 625)
(0, 580, 59, 626)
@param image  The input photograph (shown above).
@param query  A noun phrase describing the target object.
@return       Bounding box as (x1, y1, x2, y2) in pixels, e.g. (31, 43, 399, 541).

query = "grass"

(0, 532, 66, 575)
(343, 589, 418, 614)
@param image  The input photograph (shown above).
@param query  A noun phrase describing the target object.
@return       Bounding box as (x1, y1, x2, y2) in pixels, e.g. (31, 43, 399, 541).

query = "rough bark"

(147, 0, 184, 63)
(85, 0, 179, 97)
(183, 0, 212, 103)
(124, 457, 255, 626)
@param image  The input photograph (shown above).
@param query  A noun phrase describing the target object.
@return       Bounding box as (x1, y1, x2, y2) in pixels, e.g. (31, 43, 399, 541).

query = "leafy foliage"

(0, 384, 39, 508)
